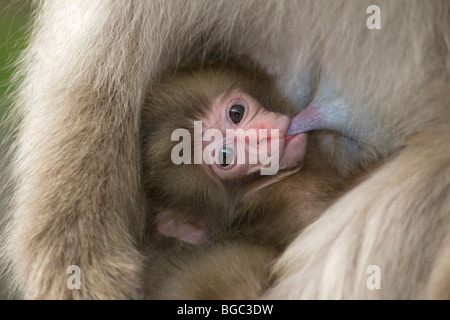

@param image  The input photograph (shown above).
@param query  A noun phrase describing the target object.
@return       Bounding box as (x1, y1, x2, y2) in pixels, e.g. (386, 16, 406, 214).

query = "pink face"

(201, 90, 308, 185)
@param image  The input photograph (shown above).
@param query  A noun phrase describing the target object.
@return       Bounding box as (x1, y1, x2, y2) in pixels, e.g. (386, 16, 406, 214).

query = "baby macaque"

(141, 58, 349, 299)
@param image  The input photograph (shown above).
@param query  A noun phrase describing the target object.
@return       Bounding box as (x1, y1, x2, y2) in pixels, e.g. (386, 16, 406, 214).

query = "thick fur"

(2, 0, 449, 299)
(143, 238, 279, 300)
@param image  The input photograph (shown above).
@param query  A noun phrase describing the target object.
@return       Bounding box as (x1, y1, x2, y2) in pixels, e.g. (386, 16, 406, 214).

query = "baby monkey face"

(201, 90, 307, 185)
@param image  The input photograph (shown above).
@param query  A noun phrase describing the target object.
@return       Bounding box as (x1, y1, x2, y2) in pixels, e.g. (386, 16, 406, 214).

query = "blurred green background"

(0, 1, 31, 124)
(0, 0, 32, 300)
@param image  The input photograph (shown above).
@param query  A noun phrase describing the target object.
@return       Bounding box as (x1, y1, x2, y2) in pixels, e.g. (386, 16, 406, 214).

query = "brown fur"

(140, 63, 349, 298)
(143, 238, 279, 300)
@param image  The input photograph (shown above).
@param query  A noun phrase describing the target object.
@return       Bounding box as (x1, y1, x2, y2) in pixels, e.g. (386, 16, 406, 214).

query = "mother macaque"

(3, 1, 449, 299)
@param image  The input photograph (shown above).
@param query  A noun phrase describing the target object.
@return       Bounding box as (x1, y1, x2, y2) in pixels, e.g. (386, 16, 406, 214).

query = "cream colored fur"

(2, 0, 449, 299)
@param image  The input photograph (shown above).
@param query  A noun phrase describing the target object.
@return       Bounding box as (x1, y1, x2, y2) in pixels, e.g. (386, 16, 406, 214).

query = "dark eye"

(219, 145, 234, 167)
(229, 104, 245, 124)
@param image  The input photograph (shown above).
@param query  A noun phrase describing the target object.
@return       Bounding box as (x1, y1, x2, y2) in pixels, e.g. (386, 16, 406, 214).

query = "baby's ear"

(157, 209, 208, 245)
